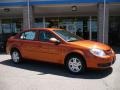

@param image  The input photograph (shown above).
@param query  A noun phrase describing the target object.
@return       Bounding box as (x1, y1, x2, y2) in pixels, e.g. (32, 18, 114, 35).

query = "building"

(0, 0, 120, 50)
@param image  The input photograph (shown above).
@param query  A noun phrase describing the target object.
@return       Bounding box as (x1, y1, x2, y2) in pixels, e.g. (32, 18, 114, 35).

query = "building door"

(109, 16, 120, 46)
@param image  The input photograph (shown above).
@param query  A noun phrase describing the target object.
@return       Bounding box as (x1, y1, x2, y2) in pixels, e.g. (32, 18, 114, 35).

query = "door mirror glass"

(49, 38, 60, 44)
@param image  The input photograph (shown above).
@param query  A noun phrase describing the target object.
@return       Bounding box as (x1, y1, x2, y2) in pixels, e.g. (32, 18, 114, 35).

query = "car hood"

(69, 40, 111, 50)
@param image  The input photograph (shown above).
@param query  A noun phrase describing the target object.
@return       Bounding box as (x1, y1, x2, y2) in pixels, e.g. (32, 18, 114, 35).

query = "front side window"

(39, 31, 56, 42)
(54, 30, 82, 42)
(20, 31, 36, 40)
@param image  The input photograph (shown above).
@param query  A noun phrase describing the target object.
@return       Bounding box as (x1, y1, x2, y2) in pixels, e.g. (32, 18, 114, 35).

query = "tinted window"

(20, 31, 36, 40)
(39, 31, 56, 42)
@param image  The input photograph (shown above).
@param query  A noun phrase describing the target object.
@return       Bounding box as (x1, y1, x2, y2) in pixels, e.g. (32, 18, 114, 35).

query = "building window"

(1, 18, 22, 34)
(34, 16, 98, 41)
(45, 17, 59, 28)
(88, 16, 98, 41)
(34, 18, 44, 28)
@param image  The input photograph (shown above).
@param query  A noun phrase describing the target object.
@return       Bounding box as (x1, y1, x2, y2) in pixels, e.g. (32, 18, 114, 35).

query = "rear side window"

(20, 31, 36, 40)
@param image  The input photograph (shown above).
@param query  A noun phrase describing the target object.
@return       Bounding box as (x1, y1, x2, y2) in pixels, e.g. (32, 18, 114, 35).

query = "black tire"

(11, 49, 22, 64)
(65, 55, 86, 74)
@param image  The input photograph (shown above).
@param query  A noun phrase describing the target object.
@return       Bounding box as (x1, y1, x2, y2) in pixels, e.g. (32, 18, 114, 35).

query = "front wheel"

(65, 55, 86, 74)
(11, 50, 22, 64)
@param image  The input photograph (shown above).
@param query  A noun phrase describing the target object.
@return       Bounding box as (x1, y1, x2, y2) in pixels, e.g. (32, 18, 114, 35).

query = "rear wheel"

(11, 50, 22, 64)
(65, 55, 86, 74)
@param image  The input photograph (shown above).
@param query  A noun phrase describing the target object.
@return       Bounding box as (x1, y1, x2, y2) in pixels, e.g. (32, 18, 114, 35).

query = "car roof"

(25, 28, 63, 31)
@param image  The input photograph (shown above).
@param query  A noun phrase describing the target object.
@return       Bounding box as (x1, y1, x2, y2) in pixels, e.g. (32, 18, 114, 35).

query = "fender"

(10, 44, 22, 55)
(63, 49, 86, 64)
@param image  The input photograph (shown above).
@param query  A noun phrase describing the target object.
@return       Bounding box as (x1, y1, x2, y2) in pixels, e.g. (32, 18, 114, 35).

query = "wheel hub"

(12, 51, 20, 63)
(68, 57, 82, 72)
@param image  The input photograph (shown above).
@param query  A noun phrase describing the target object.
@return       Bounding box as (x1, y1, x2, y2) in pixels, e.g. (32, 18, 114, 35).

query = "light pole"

(103, 0, 106, 43)
(27, 0, 31, 29)
(89, 16, 92, 40)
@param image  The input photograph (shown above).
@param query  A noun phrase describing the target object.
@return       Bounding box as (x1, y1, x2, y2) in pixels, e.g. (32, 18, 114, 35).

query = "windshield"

(53, 30, 83, 42)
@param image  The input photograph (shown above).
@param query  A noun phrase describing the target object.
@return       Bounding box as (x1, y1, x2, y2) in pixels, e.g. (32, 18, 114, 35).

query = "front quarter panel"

(61, 44, 88, 64)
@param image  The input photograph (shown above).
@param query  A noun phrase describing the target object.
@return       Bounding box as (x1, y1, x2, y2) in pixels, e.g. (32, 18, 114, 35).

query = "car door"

(19, 30, 38, 59)
(33, 30, 64, 63)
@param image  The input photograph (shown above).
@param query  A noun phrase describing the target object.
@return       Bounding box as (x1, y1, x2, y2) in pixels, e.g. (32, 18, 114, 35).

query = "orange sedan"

(6, 28, 116, 74)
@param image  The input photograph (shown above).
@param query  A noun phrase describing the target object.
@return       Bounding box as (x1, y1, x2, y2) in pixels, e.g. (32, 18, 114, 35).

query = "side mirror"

(49, 38, 61, 45)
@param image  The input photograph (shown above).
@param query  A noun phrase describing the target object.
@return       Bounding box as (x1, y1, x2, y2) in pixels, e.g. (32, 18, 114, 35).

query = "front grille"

(98, 62, 112, 67)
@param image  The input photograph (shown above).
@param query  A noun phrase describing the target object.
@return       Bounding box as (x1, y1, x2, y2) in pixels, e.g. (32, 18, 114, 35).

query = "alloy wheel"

(11, 51, 21, 63)
(68, 57, 82, 73)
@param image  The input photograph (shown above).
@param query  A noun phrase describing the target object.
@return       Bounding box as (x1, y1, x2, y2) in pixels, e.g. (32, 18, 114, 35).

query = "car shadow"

(0, 59, 113, 79)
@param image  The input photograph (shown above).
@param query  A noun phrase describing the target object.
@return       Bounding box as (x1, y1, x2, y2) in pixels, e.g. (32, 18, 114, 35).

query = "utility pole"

(103, 0, 106, 43)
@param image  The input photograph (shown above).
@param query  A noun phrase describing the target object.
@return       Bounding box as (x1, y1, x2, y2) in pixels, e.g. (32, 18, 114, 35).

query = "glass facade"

(88, 16, 98, 41)
(0, 0, 119, 51)
(0, 18, 22, 50)
(35, 16, 98, 41)
(1, 18, 22, 34)
(34, 18, 44, 28)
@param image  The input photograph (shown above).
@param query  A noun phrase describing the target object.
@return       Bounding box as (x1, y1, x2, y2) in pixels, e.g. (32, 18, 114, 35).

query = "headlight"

(90, 48, 106, 57)
(111, 49, 114, 54)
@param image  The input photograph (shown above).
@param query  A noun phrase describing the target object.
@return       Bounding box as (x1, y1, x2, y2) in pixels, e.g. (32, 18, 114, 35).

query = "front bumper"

(86, 53, 116, 69)
(97, 58, 115, 68)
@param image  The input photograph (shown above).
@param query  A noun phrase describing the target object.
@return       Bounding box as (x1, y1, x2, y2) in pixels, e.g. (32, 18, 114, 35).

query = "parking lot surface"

(0, 50, 120, 90)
